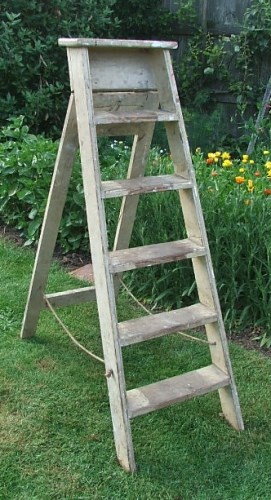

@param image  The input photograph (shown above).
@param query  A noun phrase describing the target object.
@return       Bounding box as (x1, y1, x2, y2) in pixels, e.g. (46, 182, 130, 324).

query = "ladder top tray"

(58, 38, 178, 50)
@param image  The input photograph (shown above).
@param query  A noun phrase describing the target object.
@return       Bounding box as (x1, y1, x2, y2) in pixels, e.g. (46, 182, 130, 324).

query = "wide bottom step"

(127, 364, 230, 418)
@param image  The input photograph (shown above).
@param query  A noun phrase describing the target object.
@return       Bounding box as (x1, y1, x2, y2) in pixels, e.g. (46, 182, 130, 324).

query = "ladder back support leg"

(21, 38, 244, 472)
(21, 96, 78, 338)
(113, 123, 155, 294)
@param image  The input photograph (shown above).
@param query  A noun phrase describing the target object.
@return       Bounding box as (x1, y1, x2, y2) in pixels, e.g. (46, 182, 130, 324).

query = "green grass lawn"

(1, 236, 271, 499)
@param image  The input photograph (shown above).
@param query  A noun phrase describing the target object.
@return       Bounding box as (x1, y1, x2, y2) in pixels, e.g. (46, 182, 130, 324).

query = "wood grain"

(127, 364, 230, 418)
(118, 303, 217, 346)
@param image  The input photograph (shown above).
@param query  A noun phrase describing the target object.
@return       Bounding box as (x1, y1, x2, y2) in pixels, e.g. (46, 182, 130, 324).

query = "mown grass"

(1, 237, 271, 499)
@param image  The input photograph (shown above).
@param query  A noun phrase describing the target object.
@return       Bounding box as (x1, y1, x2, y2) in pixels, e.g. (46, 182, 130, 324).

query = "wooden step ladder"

(21, 38, 244, 472)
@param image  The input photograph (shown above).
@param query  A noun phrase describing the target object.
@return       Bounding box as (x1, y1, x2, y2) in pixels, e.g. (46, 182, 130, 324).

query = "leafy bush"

(111, 0, 176, 40)
(0, 116, 89, 252)
(0, 1, 118, 135)
(0, 1, 178, 137)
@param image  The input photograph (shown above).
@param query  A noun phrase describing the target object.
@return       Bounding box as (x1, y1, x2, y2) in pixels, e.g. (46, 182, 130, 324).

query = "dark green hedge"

(0, 0, 176, 137)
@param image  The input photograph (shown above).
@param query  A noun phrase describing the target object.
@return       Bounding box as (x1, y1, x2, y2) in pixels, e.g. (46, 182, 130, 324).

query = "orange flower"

(235, 176, 245, 184)
(254, 171, 261, 177)
(264, 188, 271, 195)
(206, 158, 214, 165)
(211, 170, 217, 176)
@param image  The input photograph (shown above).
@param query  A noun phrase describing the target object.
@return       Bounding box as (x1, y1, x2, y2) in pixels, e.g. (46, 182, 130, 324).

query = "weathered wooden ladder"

(21, 38, 244, 472)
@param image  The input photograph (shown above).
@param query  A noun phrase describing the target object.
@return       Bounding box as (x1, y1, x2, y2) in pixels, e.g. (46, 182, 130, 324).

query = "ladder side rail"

(21, 95, 78, 339)
(68, 47, 136, 472)
(151, 49, 244, 431)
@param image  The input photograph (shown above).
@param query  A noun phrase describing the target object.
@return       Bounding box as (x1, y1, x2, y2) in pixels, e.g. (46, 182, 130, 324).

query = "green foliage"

(111, 0, 177, 39)
(0, 0, 178, 137)
(176, 0, 271, 124)
(0, 116, 88, 252)
(243, 0, 271, 54)
(0, 1, 117, 135)
(178, 31, 228, 107)
(194, 148, 271, 342)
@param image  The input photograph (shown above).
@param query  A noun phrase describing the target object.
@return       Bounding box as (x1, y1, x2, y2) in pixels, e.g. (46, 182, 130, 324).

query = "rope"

(44, 277, 215, 365)
(44, 295, 105, 365)
(120, 280, 216, 346)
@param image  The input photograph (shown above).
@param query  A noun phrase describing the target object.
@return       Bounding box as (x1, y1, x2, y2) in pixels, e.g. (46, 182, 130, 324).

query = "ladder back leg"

(21, 96, 78, 339)
(113, 123, 155, 294)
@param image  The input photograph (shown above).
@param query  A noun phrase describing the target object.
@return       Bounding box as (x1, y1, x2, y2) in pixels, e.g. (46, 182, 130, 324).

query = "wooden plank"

(43, 287, 96, 308)
(93, 91, 158, 111)
(59, 38, 178, 50)
(95, 110, 178, 125)
(97, 123, 145, 136)
(101, 174, 192, 199)
(90, 47, 158, 91)
(127, 364, 230, 418)
(118, 303, 217, 346)
(69, 47, 136, 472)
(109, 239, 206, 273)
(21, 95, 78, 339)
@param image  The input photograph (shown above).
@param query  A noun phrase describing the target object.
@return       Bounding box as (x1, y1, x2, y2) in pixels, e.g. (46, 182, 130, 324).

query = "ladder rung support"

(44, 287, 96, 308)
(127, 364, 230, 419)
(101, 174, 192, 199)
(109, 239, 206, 273)
(118, 303, 217, 346)
(95, 110, 178, 125)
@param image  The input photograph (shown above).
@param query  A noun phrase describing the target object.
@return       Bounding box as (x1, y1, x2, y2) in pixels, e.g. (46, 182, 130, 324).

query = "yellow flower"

(222, 152, 231, 160)
(214, 157, 219, 163)
(242, 154, 249, 161)
(247, 179, 254, 192)
(265, 161, 271, 169)
(208, 152, 216, 159)
(195, 147, 201, 154)
(249, 160, 254, 164)
(215, 151, 221, 157)
(239, 168, 245, 173)
(263, 150, 270, 155)
(267, 170, 271, 177)
(242, 158, 248, 164)
(235, 176, 245, 184)
(222, 159, 232, 167)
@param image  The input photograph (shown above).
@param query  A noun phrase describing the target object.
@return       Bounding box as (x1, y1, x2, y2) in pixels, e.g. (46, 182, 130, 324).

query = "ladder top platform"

(58, 38, 178, 50)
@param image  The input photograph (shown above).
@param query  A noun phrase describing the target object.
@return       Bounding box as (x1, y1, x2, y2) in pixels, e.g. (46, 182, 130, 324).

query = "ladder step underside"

(127, 364, 230, 419)
(95, 109, 178, 125)
(101, 174, 192, 198)
(109, 238, 206, 273)
(118, 303, 217, 346)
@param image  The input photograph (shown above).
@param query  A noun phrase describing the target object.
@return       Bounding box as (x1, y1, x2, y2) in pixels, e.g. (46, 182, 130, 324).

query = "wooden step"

(127, 364, 230, 418)
(118, 303, 217, 346)
(101, 174, 192, 199)
(94, 109, 178, 125)
(109, 238, 206, 273)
